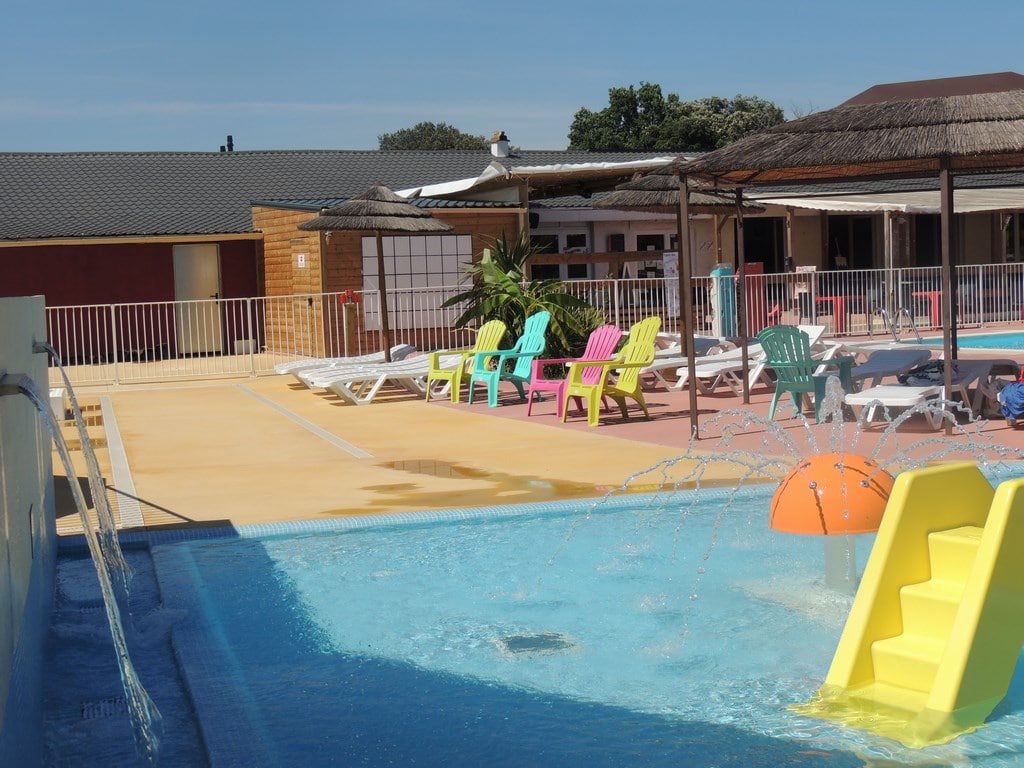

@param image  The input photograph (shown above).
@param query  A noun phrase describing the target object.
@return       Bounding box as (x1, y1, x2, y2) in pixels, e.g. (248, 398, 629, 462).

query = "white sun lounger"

(651, 325, 832, 395)
(844, 384, 945, 427)
(837, 340, 934, 363)
(323, 354, 462, 405)
(296, 347, 424, 389)
(845, 358, 1018, 427)
(660, 345, 769, 395)
(641, 340, 738, 391)
(276, 344, 416, 379)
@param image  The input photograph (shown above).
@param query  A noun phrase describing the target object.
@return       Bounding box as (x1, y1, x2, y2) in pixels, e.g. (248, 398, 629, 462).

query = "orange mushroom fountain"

(770, 452, 895, 591)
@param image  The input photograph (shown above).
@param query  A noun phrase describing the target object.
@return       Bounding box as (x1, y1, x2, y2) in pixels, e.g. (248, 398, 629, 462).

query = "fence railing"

(44, 263, 1024, 387)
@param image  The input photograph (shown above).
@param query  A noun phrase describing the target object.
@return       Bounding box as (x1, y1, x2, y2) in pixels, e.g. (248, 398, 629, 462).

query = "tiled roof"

(253, 197, 518, 212)
(0, 149, 668, 241)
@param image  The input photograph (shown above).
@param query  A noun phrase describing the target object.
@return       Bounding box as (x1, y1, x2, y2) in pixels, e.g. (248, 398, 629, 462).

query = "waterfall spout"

(0, 371, 161, 763)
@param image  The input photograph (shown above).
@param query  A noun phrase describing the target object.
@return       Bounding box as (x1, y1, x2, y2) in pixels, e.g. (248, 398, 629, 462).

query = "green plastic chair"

(467, 311, 551, 407)
(561, 316, 662, 427)
(425, 319, 507, 403)
(757, 324, 855, 422)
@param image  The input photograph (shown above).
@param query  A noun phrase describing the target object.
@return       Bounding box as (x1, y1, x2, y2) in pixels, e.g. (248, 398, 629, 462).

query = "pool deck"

(55, 343, 1024, 533)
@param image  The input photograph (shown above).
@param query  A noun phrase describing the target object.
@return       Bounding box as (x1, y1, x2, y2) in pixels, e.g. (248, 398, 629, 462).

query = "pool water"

(927, 331, 1024, 350)
(42, 486, 1024, 766)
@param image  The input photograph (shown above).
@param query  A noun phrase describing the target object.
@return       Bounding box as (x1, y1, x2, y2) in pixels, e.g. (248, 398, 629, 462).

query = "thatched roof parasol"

(299, 183, 453, 361)
(675, 71, 1024, 435)
(300, 182, 455, 232)
(679, 76, 1024, 185)
(593, 161, 764, 214)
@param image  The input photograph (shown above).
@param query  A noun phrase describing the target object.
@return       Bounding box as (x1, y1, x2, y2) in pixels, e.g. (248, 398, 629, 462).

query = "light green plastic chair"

(561, 316, 661, 427)
(425, 319, 507, 403)
(757, 324, 855, 422)
(467, 311, 551, 407)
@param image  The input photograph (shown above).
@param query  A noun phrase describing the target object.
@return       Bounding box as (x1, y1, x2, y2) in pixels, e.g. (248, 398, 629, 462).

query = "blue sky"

(3, 0, 1020, 153)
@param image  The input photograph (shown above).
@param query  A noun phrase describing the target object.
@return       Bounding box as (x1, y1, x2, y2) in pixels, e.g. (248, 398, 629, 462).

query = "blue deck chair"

(467, 311, 550, 407)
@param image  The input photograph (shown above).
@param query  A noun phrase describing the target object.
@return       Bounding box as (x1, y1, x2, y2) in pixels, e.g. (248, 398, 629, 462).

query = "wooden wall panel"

(254, 205, 526, 355)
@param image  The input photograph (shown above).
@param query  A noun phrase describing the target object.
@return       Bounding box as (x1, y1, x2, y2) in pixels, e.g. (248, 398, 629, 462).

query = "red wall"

(0, 240, 260, 306)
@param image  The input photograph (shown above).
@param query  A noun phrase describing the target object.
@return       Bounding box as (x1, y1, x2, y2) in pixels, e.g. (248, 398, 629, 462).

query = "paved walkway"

(54, 351, 1024, 533)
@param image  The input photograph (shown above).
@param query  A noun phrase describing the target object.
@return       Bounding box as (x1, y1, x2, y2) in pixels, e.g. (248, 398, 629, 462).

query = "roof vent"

(490, 131, 510, 158)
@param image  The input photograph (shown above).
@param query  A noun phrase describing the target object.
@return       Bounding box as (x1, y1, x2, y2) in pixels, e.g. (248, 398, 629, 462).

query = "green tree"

(378, 121, 489, 150)
(442, 232, 604, 360)
(568, 83, 785, 152)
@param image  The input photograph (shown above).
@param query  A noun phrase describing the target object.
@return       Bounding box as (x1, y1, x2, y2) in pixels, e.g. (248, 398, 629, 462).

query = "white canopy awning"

(396, 157, 679, 202)
(751, 186, 1024, 214)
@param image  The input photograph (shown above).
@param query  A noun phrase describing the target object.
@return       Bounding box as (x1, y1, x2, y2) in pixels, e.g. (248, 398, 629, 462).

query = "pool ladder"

(873, 306, 923, 343)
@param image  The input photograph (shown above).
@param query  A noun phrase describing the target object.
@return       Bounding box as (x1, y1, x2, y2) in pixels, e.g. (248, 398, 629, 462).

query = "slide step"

(927, 525, 982, 583)
(872, 633, 945, 692)
(900, 578, 964, 637)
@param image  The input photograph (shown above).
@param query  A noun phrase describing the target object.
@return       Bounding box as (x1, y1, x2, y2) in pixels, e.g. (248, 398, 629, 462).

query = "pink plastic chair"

(526, 324, 622, 418)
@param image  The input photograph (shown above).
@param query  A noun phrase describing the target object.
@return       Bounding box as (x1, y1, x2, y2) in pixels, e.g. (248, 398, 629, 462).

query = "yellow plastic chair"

(425, 319, 507, 403)
(561, 316, 662, 427)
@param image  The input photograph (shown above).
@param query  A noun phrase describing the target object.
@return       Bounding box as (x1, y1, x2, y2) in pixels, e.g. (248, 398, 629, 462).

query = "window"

(360, 234, 475, 332)
(362, 234, 473, 289)
(529, 234, 558, 253)
(635, 234, 666, 277)
(530, 264, 561, 280)
(636, 234, 665, 252)
(530, 232, 592, 280)
(565, 233, 588, 250)
(827, 215, 875, 269)
(743, 218, 786, 272)
(1006, 214, 1023, 262)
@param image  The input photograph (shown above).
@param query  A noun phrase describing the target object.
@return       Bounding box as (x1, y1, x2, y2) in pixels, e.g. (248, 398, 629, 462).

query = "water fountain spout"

(0, 369, 162, 763)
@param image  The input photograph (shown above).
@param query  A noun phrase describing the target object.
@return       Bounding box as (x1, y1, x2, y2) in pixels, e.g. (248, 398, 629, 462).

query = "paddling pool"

(41, 484, 1024, 766)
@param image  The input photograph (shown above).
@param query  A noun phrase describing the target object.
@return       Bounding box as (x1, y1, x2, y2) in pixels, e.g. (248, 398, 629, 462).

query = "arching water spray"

(33, 341, 131, 592)
(556, 377, 1024, 652)
(2, 373, 161, 763)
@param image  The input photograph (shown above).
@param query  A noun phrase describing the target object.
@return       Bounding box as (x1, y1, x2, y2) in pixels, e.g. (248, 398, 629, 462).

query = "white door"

(173, 244, 223, 354)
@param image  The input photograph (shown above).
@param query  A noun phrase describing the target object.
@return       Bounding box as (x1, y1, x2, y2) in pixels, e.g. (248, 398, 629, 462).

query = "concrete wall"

(0, 295, 58, 766)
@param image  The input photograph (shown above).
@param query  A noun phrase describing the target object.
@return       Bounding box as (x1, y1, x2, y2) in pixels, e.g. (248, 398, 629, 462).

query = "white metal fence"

(44, 263, 1024, 387)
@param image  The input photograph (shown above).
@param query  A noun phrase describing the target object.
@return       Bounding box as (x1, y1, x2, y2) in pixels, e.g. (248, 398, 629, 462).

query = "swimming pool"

(42, 484, 1024, 766)
(927, 331, 1024, 350)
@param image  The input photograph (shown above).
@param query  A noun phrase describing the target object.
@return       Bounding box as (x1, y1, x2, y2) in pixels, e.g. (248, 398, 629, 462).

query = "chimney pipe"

(490, 131, 509, 158)
(226, 135, 234, 152)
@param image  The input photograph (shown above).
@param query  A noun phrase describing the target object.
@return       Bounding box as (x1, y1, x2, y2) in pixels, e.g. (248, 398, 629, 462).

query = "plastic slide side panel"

(791, 463, 1024, 747)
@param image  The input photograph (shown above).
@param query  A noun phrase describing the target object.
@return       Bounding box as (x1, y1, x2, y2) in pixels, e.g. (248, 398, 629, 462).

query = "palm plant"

(442, 231, 603, 359)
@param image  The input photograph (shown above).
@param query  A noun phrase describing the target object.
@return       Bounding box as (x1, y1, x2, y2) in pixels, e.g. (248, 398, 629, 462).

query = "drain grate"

(496, 631, 575, 655)
(81, 697, 128, 720)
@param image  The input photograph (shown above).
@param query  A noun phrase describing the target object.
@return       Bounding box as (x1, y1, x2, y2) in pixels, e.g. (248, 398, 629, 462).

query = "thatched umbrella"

(299, 183, 453, 362)
(595, 162, 766, 433)
(677, 72, 1024, 434)
(593, 161, 757, 214)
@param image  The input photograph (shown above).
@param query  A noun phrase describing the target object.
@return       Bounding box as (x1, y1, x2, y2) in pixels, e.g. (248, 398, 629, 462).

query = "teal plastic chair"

(757, 325, 855, 422)
(467, 311, 550, 407)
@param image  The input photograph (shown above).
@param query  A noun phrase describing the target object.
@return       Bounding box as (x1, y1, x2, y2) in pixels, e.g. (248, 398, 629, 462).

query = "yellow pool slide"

(793, 463, 1024, 748)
